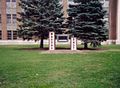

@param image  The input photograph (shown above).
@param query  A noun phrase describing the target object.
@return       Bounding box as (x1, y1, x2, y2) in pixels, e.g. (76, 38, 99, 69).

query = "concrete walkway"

(0, 40, 72, 45)
(0, 40, 109, 45)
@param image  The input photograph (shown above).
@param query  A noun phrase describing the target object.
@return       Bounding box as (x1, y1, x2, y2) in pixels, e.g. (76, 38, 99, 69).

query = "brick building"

(0, 0, 119, 44)
(109, 0, 120, 44)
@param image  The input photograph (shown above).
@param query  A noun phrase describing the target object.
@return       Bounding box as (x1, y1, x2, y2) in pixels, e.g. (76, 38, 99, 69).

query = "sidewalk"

(0, 40, 108, 45)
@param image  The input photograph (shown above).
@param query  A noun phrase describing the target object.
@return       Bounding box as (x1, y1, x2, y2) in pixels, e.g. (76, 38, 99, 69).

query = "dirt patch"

(19, 47, 108, 54)
(41, 48, 107, 54)
(41, 50, 83, 54)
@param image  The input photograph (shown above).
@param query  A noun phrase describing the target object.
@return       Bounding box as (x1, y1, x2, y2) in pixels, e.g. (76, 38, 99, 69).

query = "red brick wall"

(109, 0, 117, 40)
(1, 0, 7, 40)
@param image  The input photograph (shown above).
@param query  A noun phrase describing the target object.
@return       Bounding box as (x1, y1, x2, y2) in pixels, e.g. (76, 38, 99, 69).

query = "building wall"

(0, 0, 17, 40)
(1, 0, 118, 44)
(109, 0, 117, 44)
(1, 0, 7, 40)
(116, 0, 120, 44)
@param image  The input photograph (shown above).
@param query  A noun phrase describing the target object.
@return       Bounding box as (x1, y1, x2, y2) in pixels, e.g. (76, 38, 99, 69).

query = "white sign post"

(49, 32, 55, 50)
(71, 37, 77, 50)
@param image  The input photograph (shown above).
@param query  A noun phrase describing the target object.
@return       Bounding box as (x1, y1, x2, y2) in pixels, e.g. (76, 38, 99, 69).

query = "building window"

(12, 0, 16, 2)
(12, 1, 16, 8)
(7, 30, 12, 40)
(6, 0, 10, 2)
(12, 14, 16, 23)
(6, 0, 11, 8)
(7, 30, 17, 40)
(13, 31, 17, 39)
(7, 14, 11, 24)
(6, 0, 16, 9)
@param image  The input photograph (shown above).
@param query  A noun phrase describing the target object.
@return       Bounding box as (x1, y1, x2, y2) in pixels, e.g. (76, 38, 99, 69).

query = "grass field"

(0, 45, 120, 88)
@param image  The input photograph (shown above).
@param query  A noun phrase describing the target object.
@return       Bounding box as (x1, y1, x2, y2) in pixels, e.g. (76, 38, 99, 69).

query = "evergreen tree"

(18, 0, 64, 48)
(67, 0, 108, 49)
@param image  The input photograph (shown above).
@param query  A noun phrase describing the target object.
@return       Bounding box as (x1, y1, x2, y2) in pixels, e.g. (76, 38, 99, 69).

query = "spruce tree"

(18, 0, 64, 48)
(67, 0, 108, 49)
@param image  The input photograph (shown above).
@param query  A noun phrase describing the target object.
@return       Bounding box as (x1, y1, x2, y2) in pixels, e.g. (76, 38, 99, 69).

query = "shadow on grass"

(109, 72, 120, 88)
(0, 77, 6, 87)
(18, 47, 106, 51)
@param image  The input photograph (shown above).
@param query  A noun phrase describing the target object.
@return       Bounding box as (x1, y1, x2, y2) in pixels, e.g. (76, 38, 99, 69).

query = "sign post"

(71, 37, 77, 50)
(49, 32, 55, 50)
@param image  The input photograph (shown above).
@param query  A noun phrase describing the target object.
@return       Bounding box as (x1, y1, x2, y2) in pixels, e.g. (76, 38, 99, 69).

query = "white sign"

(49, 32, 55, 50)
(71, 37, 77, 50)
(56, 34, 69, 42)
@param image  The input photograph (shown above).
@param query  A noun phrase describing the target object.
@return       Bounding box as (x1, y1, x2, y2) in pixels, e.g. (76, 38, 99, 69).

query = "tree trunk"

(40, 37, 44, 48)
(84, 42, 88, 49)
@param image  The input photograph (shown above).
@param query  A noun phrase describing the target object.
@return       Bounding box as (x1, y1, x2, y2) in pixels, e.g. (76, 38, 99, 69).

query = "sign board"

(56, 34, 69, 42)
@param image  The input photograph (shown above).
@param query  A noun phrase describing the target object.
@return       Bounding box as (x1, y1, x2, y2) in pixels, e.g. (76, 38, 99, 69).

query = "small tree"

(67, 0, 108, 49)
(18, 0, 64, 48)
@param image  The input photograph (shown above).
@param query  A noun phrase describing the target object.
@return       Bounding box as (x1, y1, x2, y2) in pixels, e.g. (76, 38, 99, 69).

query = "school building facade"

(0, 0, 119, 44)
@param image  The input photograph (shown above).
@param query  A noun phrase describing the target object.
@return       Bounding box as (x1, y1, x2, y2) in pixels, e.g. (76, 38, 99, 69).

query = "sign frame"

(56, 34, 70, 42)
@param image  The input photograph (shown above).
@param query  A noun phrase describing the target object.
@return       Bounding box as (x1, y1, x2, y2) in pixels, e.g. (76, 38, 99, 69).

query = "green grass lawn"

(0, 45, 120, 88)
